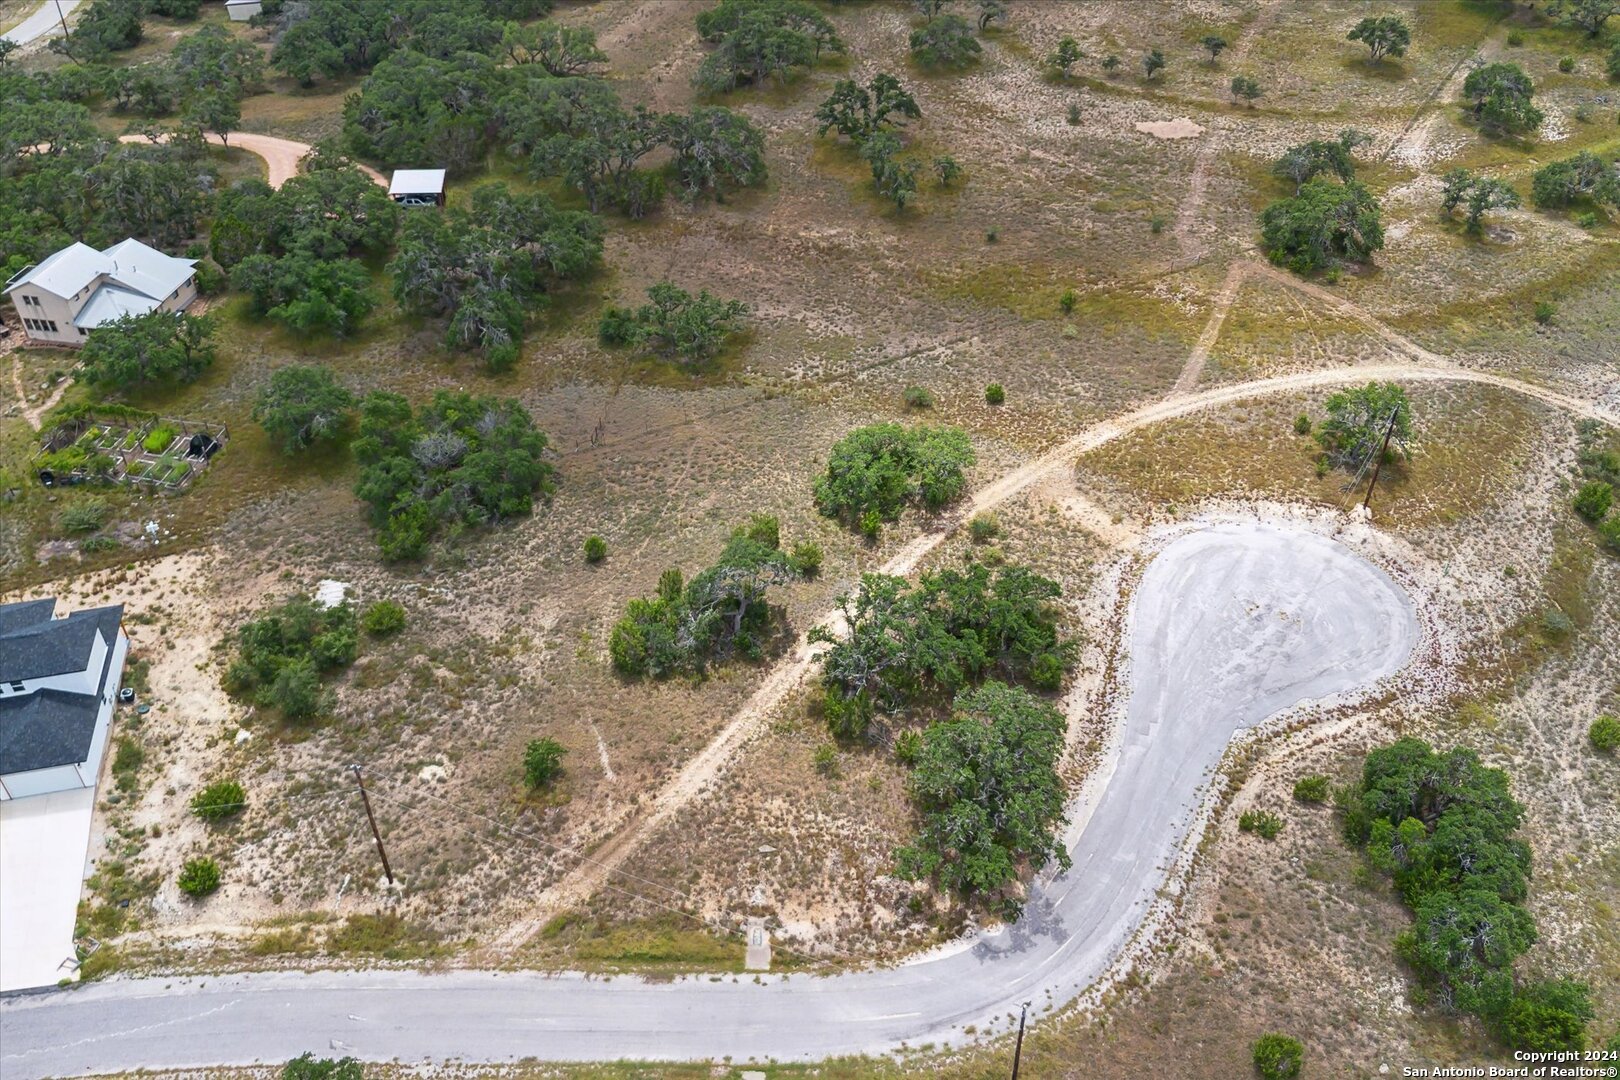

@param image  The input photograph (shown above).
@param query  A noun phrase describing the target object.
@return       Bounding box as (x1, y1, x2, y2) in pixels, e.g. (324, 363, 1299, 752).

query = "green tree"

(1261, 177, 1385, 274)
(815, 73, 921, 142)
(1318, 381, 1412, 472)
(51, 0, 143, 63)
(523, 738, 566, 788)
(1251, 1033, 1304, 1080)
(693, 0, 842, 93)
(502, 20, 606, 75)
(1531, 151, 1619, 210)
(896, 682, 1069, 902)
(78, 311, 216, 390)
(813, 423, 975, 529)
(662, 106, 767, 201)
(933, 154, 962, 187)
(253, 365, 355, 454)
(976, 0, 1006, 31)
(343, 49, 502, 174)
(1142, 47, 1166, 80)
(910, 14, 981, 68)
(1231, 74, 1263, 104)
(353, 391, 556, 560)
(1347, 14, 1410, 63)
(1438, 170, 1521, 234)
(1463, 62, 1543, 136)
(1547, 0, 1617, 36)
(1272, 129, 1368, 191)
(1499, 980, 1596, 1052)
(172, 23, 264, 97)
(1589, 714, 1620, 753)
(1201, 34, 1228, 63)
(1048, 36, 1082, 78)
(624, 281, 749, 363)
(232, 253, 374, 337)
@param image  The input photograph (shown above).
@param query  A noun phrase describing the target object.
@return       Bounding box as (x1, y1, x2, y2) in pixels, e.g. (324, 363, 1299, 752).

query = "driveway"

(1, 0, 80, 45)
(0, 787, 95, 993)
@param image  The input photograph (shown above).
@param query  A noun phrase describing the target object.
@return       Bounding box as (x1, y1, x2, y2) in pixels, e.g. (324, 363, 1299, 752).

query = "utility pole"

(347, 764, 394, 885)
(1010, 1001, 1030, 1080)
(54, 0, 69, 39)
(1361, 407, 1402, 513)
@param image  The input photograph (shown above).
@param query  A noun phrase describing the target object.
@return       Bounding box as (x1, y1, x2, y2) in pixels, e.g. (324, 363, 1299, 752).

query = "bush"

(1558, 56, 1576, 74)
(190, 780, 245, 822)
(584, 535, 608, 563)
(1591, 714, 1620, 753)
(968, 513, 1000, 543)
(902, 385, 935, 410)
(225, 598, 357, 720)
(143, 424, 179, 453)
(597, 305, 639, 346)
(1601, 515, 1620, 553)
(1058, 288, 1077, 314)
(1238, 809, 1284, 839)
(178, 856, 221, 897)
(1251, 1033, 1304, 1080)
(254, 365, 354, 454)
(789, 541, 823, 577)
(1541, 608, 1575, 640)
(893, 729, 922, 765)
(743, 514, 780, 548)
(1499, 980, 1596, 1053)
(1611, 40, 1620, 80)
(523, 738, 566, 788)
(360, 600, 406, 638)
(984, 383, 1005, 405)
(1066, 102, 1081, 125)
(1573, 481, 1613, 521)
(1535, 300, 1557, 325)
(1293, 412, 1312, 436)
(812, 742, 839, 776)
(58, 497, 111, 534)
(281, 1056, 363, 1080)
(1292, 775, 1331, 802)
(909, 14, 981, 69)
(1261, 178, 1384, 274)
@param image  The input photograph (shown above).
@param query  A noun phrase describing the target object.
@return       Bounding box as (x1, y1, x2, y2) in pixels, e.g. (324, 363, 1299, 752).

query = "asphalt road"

(0, 522, 1418, 1075)
(1, 0, 80, 45)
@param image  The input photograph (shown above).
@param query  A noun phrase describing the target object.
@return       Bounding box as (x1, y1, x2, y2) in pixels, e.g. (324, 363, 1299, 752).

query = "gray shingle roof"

(0, 690, 99, 774)
(0, 605, 120, 682)
(0, 598, 56, 638)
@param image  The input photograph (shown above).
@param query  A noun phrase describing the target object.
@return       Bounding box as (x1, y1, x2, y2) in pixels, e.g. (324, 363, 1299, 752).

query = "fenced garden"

(35, 407, 227, 492)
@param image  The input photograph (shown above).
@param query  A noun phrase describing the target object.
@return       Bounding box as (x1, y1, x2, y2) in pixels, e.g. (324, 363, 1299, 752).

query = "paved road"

(0, 522, 1418, 1076)
(1, 0, 79, 45)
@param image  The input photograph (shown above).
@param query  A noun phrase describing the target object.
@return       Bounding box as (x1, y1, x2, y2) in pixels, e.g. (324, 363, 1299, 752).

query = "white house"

(2, 239, 198, 348)
(224, 0, 262, 20)
(0, 598, 128, 800)
(388, 169, 447, 208)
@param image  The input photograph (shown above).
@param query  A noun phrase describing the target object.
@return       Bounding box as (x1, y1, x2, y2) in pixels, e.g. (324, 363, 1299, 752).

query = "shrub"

(281, 1056, 363, 1080)
(1573, 481, 1613, 521)
(893, 729, 922, 765)
(523, 738, 566, 788)
(1558, 56, 1576, 74)
(1499, 980, 1596, 1053)
(903, 385, 935, 410)
(360, 600, 406, 638)
(1252, 1033, 1304, 1080)
(1292, 412, 1312, 436)
(225, 598, 356, 720)
(1590, 714, 1620, 753)
(1261, 178, 1384, 274)
(1507, 29, 1525, 47)
(968, 513, 1000, 543)
(909, 14, 981, 69)
(1611, 40, 1620, 79)
(1058, 288, 1077, 314)
(1541, 608, 1575, 639)
(584, 535, 608, 563)
(58, 498, 111, 534)
(253, 365, 354, 453)
(813, 742, 839, 777)
(1066, 102, 1081, 125)
(597, 305, 639, 346)
(1535, 300, 1557, 325)
(190, 780, 245, 822)
(81, 535, 120, 554)
(1292, 775, 1330, 802)
(1238, 809, 1284, 839)
(859, 508, 883, 540)
(1601, 515, 1620, 553)
(178, 856, 221, 897)
(789, 541, 823, 577)
(985, 383, 1005, 405)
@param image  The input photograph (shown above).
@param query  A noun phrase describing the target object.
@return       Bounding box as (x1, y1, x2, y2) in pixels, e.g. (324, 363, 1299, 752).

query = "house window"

(79, 327, 87, 336)
(48, 320, 58, 332)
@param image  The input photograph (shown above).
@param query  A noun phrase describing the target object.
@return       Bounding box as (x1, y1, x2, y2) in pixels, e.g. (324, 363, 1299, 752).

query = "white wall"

(8, 283, 86, 346)
(0, 625, 126, 802)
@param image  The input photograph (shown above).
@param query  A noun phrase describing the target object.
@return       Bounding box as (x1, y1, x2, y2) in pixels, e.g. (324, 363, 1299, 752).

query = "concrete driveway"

(0, 787, 95, 993)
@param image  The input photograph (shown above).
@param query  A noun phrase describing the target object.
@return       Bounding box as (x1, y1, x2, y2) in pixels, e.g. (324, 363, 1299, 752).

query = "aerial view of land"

(1, 0, 1617, 1077)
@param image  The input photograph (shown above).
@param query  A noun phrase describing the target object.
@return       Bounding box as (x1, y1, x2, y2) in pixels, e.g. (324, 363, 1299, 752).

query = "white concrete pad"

(0, 788, 95, 993)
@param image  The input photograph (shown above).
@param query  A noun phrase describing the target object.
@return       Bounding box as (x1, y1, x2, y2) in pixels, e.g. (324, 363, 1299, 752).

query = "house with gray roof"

(3, 238, 198, 348)
(0, 598, 127, 800)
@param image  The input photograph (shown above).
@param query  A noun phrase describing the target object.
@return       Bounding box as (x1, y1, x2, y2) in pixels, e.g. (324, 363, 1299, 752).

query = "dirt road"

(116, 133, 386, 190)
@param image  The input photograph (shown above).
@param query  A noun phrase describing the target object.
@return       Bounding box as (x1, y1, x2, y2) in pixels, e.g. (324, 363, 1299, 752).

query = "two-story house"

(2, 239, 199, 347)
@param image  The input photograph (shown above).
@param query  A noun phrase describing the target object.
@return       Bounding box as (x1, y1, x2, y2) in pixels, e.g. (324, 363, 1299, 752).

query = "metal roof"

(389, 169, 447, 195)
(73, 284, 161, 329)
(3, 238, 195, 303)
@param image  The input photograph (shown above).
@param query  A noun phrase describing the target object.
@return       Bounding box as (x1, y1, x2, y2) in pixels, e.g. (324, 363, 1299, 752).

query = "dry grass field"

(3, 0, 1619, 1074)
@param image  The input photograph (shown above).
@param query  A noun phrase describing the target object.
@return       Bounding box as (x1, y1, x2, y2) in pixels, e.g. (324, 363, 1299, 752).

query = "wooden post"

(348, 764, 393, 885)
(1011, 1002, 1029, 1080)
(1361, 407, 1402, 512)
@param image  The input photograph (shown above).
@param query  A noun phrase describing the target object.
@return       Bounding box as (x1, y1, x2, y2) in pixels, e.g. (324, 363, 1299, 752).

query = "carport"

(0, 787, 96, 992)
